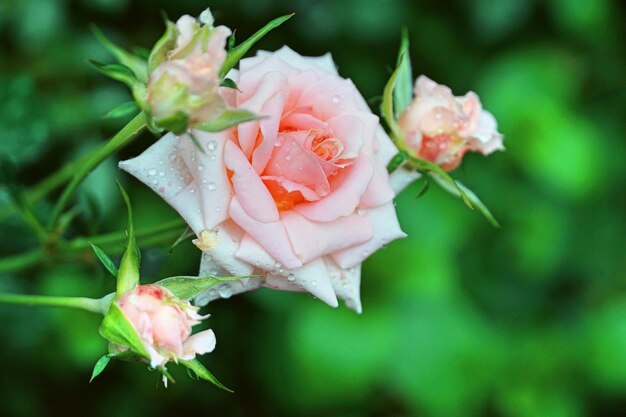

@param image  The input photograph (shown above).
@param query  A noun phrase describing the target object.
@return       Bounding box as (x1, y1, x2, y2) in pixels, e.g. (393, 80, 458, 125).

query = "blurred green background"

(1, 0, 625, 416)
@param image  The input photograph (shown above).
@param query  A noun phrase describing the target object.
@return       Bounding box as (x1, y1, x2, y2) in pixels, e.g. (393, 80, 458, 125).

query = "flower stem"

(0, 292, 114, 314)
(0, 249, 45, 274)
(47, 112, 148, 232)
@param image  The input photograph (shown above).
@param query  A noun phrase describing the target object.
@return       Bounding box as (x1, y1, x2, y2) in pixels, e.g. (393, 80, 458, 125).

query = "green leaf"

(387, 151, 408, 173)
(91, 25, 148, 83)
(394, 29, 413, 118)
(155, 276, 245, 300)
(99, 302, 149, 359)
(104, 101, 139, 119)
(430, 174, 501, 227)
(90, 354, 111, 382)
(220, 78, 240, 90)
(169, 227, 195, 254)
(195, 109, 262, 133)
(148, 18, 177, 74)
(179, 359, 233, 392)
(408, 156, 473, 209)
(116, 182, 141, 294)
(220, 14, 294, 78)
(89, 60, 137, 87)
(89, 243, 118, 277)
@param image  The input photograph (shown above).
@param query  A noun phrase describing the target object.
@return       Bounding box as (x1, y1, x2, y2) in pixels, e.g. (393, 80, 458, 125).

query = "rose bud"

(114, 284, 216, 368)
(147, 9, 231, 134)
(398, 75, 504, 171)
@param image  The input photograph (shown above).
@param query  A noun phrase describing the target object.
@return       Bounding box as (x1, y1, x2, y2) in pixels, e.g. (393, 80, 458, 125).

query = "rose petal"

(119, 133, 205, 232)
(225, 141, 279, 223)
(281, 210, 373, 264)
(229, 197, 302, 269)
(235, 234, 338, 307)
(325, 257, 362, 313)
(332, 202, 407, 269)
(294, 155, 374, 222)
(182, 329, 216, 358)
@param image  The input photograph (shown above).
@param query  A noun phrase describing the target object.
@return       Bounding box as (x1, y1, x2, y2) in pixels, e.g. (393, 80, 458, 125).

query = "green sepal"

(386, 150, 408, 173)
(153, 111, 189, 135)
(89, 243, 118, 277)
(90, 61, 147, 109)
(104, 101, 140, 119)
(393, 29, 413, 118)
(430, 174, 500, 228)
(154, 275, 247, 300)
(195, 109, 262, 133)
(91, 25, 148, 83)
(381, 55, 405, 142)
(116, 183, 141, 295)
(99, 302, 149, 359)
(220, 13, 294, 78)
(410, 157, 473, 209)
(179, 358, 233, 392)
(90, 354, 112, 382)
(416, 177, 430, 198)
(220, 78, 240, 90)
(90, 61, 137, 87)
(148, 17, 177, 74)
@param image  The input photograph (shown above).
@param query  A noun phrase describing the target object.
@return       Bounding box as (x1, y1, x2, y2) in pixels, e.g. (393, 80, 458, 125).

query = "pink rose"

(120, 46, 406, 313)
(147, 10, 231, 131)
(116, 284, 216, 368)
(398, 75, 503, 171)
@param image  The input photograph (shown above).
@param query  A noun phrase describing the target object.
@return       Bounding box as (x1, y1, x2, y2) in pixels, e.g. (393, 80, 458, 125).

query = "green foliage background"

(1, 0, 625, 416)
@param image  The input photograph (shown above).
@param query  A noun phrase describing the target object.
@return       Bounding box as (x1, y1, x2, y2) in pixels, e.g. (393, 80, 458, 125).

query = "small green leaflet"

(91, 25, 148, 83)
(393, 29, 413, 119)
(180, 359, 233, 392)
(195, 109, 262, 133)
(104, 101, 139, 119)
(381, 55, 404, 142)
(220, 14, 294, 78)
(115, 182, 141, 294)
(90, 354, 112, 382)
(155, 276, 245, 300)
(89, 243, 118, 276)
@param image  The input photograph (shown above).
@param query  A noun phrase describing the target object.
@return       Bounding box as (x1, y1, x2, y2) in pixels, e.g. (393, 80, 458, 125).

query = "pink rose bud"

(147, 9, 231, 133)
(398, 75, 504, 171)
(116, 284, 216, 368)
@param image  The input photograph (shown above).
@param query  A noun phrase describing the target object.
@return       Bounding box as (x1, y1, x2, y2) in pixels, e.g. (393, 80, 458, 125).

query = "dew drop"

(198, 164, 204, 172)
(357, 207, 368, 216)
(189, 188, 196, 194)
(151, 179, 158, 185)
(207, 182, 217, 191)
(148, 169, 157, 176)
(207, 140, 217, 151)
(274, 262, 282, 269)
(287, 274, 295, 281)
(218, 285, 232, 299)
(331, 95, 341, 104)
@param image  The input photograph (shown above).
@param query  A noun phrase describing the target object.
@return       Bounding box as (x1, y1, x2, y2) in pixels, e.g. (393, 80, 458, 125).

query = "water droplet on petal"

(218, 285, 232, 299)
(207, 182, 217, 191)
(274, 262, 282, 269)
(207, 140, 217, 151)
(331, 95, 341, 104)
(287, 274, 295, 281)
(148, 169, 157, 176)
(198, 164, 204, 171)
(189, 188, 196, 194)
(357, 208, 368, 216)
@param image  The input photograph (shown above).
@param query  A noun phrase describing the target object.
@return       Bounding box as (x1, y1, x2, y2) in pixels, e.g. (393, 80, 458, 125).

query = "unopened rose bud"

(147, 9, 231, 134)
(398, 75, 504, 171)
(115, 284, 216, 368)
